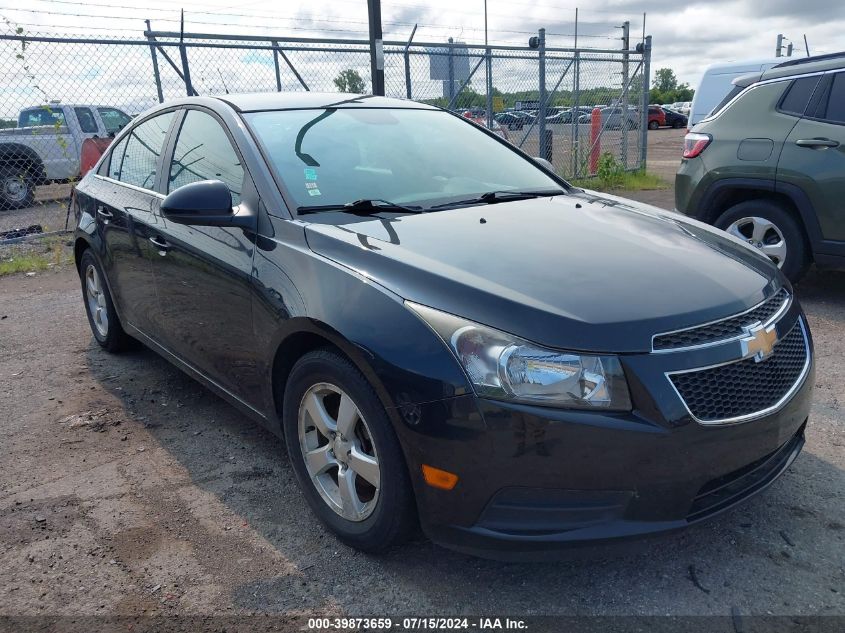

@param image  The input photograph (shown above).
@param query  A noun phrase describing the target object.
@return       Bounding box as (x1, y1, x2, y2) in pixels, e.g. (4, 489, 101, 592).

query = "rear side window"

(75, 108, 98, 134)
(106, 135, 129, 179)
(118, 111, 174, 190)
(709, 85, 744, 117)
(778, 76, 821, 116)
(820, 72, 845, 123)
(167, 110, 244, 205)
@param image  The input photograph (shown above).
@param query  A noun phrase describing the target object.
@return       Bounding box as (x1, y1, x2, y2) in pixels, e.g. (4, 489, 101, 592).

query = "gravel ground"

(0, 261, 843, 625)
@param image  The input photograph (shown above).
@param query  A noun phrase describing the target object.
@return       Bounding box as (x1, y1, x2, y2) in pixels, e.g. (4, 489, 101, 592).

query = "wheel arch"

(0, 143, 47, 182)
(699, 178, 822, 255)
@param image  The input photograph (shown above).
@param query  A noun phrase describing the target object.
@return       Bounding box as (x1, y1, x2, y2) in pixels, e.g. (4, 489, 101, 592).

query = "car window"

(778, 76, 821, 116)
(168, 110, 244, 205)
(117, 111, 174, 190)
(98, 107, 132, 135)
(18, 107, 64, 128)
(106, 135, 129, 180)
(819, 72, 845, 124)
(74, 108, 98, 134)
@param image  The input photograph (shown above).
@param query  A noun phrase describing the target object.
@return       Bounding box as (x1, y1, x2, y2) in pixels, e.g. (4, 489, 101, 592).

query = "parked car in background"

(0, 103, 131, 209)
(578, 107, 639, 129)
(648, 106, 666, 129)
(494, 110, 532, 130)
(461, 110, 510, 141)
(547, 107, 591, 124)
(690, 58, 782, 126)
(73, 92, 812, 558)
(662, 107, 689, 129)
(676, 52, 845, 282)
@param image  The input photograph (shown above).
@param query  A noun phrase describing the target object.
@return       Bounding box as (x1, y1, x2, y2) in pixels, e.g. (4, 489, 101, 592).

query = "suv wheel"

(648, 120, 659, 130)
(282, 349, 417, 552)
(715, 200, 810, 282)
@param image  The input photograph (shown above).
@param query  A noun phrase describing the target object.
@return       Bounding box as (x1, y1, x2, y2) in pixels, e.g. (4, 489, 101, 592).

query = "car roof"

(760, 51, 845, 81)
(210, 92, 438, 113)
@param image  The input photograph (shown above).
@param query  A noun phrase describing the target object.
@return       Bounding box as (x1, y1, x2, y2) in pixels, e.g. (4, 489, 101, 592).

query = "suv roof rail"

(774, 51, 845, 68)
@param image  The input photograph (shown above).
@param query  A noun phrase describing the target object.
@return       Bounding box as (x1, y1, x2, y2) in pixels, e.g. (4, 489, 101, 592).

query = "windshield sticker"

(304, 168, 318, 181)
(305, 182, 318, 190)
(307, 188, 322, 196)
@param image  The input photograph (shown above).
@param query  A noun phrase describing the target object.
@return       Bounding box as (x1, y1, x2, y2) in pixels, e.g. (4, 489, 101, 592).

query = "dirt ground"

(1, 128, 843, 629)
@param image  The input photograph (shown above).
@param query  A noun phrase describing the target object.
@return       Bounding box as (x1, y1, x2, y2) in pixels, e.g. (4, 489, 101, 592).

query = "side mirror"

(161, 180, 252, 228)
(533, 157, 554, 171)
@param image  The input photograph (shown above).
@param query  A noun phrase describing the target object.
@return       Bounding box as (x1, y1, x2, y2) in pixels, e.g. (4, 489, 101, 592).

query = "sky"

(0, 0, 843, 115)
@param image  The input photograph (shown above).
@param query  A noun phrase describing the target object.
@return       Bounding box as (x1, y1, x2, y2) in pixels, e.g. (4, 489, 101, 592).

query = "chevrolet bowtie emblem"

(740, 322, 778, 363)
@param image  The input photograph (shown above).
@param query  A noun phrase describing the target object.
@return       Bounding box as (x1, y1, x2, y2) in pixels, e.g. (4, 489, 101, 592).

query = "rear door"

(148, 107, 262, 405)
(778, 71, 845, 242)
(93, 110, 175, 333)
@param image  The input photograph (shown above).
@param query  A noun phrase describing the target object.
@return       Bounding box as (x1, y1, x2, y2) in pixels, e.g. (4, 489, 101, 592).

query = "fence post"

(271, 40, 282, 91)
(620, 21, 630, 170)
(485, 47, 493, 128)
(447, 37, 455, 106)
(145, 20, 164, 104)
(639, 35, 652, 169)
(404, 24, 417, 99)
(538, 28, 548, 161)
(572, 49, 580, 177)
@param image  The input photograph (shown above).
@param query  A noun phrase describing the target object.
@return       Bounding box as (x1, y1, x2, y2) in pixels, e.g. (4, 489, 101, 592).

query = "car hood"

(303, 191, 781, 353)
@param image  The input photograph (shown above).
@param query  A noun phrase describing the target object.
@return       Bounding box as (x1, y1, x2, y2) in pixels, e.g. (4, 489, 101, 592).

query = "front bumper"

(398, 315, 813, 560)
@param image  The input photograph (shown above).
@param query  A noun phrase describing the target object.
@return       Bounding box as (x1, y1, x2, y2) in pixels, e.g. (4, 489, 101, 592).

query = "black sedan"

(662, 107, 689, 129)
(72, 93, 813, 559)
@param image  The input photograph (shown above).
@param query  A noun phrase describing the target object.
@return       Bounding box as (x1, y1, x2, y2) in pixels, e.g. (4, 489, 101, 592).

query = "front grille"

(670, 320, 808, 423)
(687, 427, 804, 522)
(653, 289, 789, 351)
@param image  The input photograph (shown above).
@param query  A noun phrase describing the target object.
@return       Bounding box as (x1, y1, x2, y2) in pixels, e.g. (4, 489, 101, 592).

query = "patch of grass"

(0, 235, 74, 276)
(570, 152, 669, 192)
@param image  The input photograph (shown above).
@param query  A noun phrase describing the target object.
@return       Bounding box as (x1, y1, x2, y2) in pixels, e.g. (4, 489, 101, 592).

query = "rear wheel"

(715, 199, 810, 282)
(0, 165, 35, 210)
(78, 250, 133, 352)
(282, 350, 417, 552)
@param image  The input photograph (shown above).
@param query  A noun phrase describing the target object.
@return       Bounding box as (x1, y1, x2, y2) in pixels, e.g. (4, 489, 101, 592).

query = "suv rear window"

(778, 76, 821, 116)
(821, 72, 845, 123)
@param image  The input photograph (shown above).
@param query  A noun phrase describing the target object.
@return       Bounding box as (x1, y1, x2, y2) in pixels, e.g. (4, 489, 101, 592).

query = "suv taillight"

(683, 132, 711, 158)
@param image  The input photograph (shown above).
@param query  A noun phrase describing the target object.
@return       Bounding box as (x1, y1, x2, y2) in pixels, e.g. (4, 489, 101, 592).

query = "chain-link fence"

(0, 26, 650, 241)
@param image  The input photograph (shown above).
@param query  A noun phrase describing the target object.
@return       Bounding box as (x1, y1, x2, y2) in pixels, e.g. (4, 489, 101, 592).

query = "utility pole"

(776, 33, 784, 57)
(804, 34, 810, 57)
(787, 42, 794, 57)
(366, 0, 385, 95)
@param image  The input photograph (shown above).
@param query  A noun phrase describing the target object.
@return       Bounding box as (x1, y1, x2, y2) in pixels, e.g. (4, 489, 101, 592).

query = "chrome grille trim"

(652, 289, 791, 353)
(665, 318, 811, 426)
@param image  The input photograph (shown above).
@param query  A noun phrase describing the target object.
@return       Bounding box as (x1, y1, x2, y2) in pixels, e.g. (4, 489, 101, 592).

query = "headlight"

(407, 302, 631, 411)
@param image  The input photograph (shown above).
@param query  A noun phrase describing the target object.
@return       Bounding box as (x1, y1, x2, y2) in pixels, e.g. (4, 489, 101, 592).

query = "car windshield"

(245, 107, 563, 211)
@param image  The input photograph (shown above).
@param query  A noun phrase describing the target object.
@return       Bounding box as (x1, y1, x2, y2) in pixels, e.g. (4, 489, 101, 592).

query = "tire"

(78, 249, 133, 352)
(282, 349, 417, 552)
(714, 199, 810, 282)
(0, 164, 36, 211)
(648, 120, 659, 130)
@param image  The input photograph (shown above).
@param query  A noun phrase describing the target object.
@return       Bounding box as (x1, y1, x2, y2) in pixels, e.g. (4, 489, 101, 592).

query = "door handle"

(795, 138, 840, 149)
(149, 235, 170, 255)
(96, 205, 113, 219)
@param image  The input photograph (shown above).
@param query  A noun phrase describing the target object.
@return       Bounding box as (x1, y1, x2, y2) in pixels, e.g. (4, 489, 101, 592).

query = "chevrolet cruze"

(72, 93, 813, 558)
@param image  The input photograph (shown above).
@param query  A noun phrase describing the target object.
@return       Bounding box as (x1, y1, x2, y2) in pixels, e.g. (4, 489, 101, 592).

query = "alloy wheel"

(297, 383, 380, 522)
(726, 216, 787, 268)
(85, 264, 109, 337)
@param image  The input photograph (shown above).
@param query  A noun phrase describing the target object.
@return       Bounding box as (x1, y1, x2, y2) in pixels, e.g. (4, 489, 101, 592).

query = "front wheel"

(0, 165, 35, 210)
(648, 120, 659, 130)
(282, 350, 417, 552)
(715, 199, 810, 282)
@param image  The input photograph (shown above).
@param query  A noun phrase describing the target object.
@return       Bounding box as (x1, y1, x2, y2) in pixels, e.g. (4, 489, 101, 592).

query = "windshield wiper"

(427, 189, 565, 210)
(298, 198, 425, 215)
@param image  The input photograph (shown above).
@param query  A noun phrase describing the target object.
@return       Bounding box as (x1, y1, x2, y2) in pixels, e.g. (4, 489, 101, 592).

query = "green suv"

(676, 52, 845, 282)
